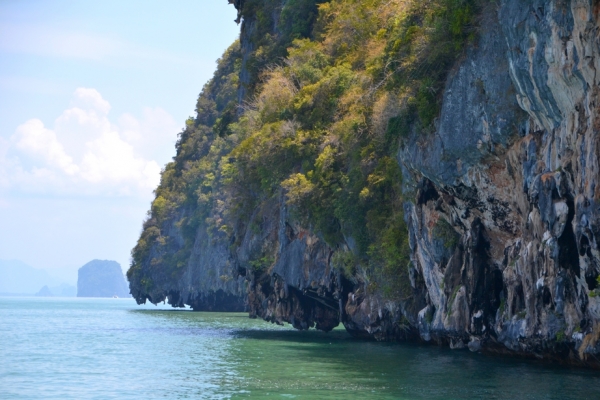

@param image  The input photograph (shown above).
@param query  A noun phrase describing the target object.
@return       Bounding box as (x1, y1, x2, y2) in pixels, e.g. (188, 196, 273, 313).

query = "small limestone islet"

(77, 260, 130, 298)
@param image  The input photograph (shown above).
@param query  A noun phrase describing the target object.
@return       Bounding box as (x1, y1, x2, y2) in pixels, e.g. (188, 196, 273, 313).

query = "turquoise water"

(1, 297, 600, 399)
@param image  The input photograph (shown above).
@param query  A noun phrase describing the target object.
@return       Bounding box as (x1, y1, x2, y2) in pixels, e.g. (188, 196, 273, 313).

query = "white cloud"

(1, 88, 178, 198)
(71, 88, 111, 115)
(119, 107, 179, 163)
(79, 130, 161, 190)
(14, 119, 79, 175)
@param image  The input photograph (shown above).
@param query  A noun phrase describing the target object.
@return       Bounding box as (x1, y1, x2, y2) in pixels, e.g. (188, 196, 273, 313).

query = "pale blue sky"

(0, 0, 239, 283)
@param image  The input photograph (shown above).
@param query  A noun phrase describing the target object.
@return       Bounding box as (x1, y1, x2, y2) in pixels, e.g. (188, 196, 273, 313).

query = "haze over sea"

(1, 296, 600, 399)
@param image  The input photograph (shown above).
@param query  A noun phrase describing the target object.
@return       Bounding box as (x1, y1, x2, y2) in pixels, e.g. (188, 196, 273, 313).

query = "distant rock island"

(0, 259, 61, 295)
(35, 283, 77, 297)
(77, 260, 130, 298)
(0, 259, 78, 296)
(35, 285, 53, 297)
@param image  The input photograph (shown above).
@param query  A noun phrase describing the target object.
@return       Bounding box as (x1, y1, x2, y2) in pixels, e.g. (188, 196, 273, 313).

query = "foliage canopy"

(129, 0, 479, 299)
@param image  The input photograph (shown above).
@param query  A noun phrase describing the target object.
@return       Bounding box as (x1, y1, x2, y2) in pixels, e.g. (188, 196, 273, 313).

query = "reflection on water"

(1, 297, 599, 399)
(227, 326, 600, 399)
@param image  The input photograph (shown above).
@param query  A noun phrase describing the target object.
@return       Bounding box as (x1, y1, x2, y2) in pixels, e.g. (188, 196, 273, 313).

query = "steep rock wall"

(401, 0, 600, 365)
(129, 0, 600, 366)
(128, 0, 326, 315)
(127, 41, 248, 312)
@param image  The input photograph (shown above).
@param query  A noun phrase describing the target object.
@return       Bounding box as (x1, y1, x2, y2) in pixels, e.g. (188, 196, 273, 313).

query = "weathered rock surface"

(77, 260, 130, 298)
(130, 0, 600, 367)
(398, 0, 600, 366)
(298, 0, 600, 366)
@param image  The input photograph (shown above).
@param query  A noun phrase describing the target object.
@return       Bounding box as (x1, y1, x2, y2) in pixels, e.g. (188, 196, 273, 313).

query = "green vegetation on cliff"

(128, 42, 243, 288)
(129, 0, 479, 301)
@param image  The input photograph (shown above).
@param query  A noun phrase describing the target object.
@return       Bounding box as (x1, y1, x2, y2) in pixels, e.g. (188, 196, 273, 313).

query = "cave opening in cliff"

(288, 285, 340, 332)
(542, 286, 553, 308)
(261, 280, 273, 298)
(511, 284, 525, 315)
(586, 271, 598, 291)
(489, 269, 505, 313)
(579, 233, 590, 257)
(557, 199, 580, 277)
(417, 178, 440, 205)
(469, 218, 501, 321)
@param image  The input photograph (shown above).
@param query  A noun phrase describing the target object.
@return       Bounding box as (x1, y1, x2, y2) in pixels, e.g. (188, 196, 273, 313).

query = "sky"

(0, 0, 240, 283)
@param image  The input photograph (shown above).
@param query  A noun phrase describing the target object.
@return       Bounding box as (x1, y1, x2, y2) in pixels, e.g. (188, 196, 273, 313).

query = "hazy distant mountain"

(34, 283, 77, 297)
(77, 260, 130, 298)
(0, 260, 62, 294)
(50, 283, 77, 297)
(35, 285, 53, 297)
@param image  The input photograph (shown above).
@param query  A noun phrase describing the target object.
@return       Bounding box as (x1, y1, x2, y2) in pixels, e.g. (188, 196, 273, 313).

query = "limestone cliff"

(78, 260, 129, 298)
(399, 0, 600, 365)
(129, 0, 600, 366)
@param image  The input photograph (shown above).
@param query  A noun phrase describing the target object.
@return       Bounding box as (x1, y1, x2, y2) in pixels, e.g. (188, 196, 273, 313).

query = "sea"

(1, 296, 600, 399)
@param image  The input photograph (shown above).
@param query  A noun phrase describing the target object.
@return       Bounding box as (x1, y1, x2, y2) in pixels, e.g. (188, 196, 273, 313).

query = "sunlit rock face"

(233, 0, 600, 364)
(401, 0, 600, 365)
(129, 0, 600, 366)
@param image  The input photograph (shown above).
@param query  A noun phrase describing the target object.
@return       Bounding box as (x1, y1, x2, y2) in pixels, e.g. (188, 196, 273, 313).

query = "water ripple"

(2, 297, 600, 399)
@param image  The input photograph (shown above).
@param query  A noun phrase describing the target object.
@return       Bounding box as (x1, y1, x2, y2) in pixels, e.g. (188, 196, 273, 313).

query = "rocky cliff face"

(398, 0, 600, 365)
(129, 0, 600, 367)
